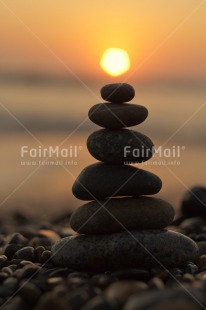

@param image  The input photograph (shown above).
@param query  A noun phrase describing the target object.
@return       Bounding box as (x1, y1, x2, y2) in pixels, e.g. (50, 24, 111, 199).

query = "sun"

(100, 48, 130, 76)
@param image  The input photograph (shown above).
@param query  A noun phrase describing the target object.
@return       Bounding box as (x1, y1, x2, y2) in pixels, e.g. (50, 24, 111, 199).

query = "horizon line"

(0, 71, 206, 87)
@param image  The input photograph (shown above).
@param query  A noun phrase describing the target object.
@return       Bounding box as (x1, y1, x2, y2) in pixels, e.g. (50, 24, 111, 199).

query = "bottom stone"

(51, 230, 198, 271)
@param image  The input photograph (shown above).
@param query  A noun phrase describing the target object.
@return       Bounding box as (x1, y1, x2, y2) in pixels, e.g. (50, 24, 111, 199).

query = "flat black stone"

(70, 197, 174, 234)
(88, 103, 148, 129)
(51, 230, 198, 271)
(72, 162, 162, 200)
(101, 83, 135, 103)
(87, 129, 154, 164)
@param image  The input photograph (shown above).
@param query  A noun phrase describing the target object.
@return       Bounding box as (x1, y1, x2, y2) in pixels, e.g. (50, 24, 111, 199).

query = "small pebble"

(148, 277, 164, 289)
(101, 83, 135, 103)
(35, 246, 45, 262)
(11, 258, 24, 265)
(185, 263, 198, 274)
(19, 260, 35, 267)
(1, 267, 13, 276)
(9, 264, 17, 271)
(41, 250, 51, 263)
(15, 265, 40, 280)
(38, 230, 60, 244)
(47, 277, 63, 288)
(197, 241, 206, 256)
(91, 274, 117, 289)
(3, 244, 18, 260)
(7, 233, 27, 245)
(68, 272, 89, 279)
(182, 273, 194, 282)
(14, 246, 35, 262)
(196, 255, 206, 269)
(29, 237, 51, 249)
(0, 255, 7, 268)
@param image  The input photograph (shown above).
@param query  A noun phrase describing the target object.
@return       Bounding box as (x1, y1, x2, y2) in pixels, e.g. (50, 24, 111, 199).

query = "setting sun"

(100, 48, 130, 76)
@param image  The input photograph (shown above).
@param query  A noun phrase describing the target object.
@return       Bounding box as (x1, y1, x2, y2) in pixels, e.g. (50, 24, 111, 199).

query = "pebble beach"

(0, 202, 206, 310)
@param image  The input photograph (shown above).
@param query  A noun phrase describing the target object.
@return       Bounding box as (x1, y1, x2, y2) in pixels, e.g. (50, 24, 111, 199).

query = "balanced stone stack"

(52, 83, 198, 271)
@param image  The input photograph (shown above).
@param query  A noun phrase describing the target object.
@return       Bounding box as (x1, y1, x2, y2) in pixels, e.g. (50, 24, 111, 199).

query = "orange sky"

(0, 0, 206, 80)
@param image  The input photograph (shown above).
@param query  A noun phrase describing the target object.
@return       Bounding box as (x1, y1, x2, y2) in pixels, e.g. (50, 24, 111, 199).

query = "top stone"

(101, 83, 135, 103)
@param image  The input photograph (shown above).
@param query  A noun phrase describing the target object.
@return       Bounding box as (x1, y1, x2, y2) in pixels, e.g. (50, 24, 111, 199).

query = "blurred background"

(0, 0, 206, 218)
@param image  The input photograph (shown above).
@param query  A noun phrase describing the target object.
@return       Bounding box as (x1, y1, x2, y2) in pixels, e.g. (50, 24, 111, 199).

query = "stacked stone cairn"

(52, 83, 198, 271)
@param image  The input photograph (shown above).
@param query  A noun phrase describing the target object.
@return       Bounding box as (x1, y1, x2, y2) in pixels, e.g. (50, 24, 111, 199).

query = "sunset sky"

(0, 0, 206, 80)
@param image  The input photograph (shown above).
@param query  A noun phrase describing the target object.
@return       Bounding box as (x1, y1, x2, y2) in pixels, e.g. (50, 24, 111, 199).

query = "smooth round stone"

(101, 83, 135, 103)
(51, 230, 198, 271)
(72, 163, 162, 200)
(88, 103, 148, 129)
(181, 186, 206, 217)
(14, 246, 35, 262)
(87, 129, 154, 164)
(197, 241, 206, 256)
(70, 197, 174, 234)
